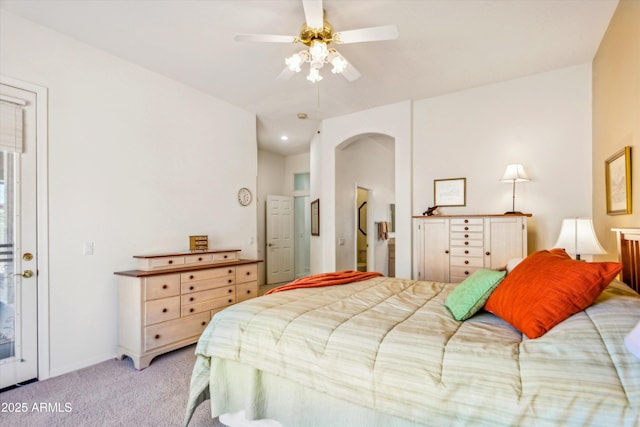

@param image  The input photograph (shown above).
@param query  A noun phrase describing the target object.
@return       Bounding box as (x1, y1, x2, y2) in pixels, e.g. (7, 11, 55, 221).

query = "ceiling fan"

(234, 0, 399, 83)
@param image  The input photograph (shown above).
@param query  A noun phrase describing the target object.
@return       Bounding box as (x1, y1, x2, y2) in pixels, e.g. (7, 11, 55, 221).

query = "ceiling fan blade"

(335, 53, 361, 82)
(302, 0, 324, 29)
(334, 25, 399, 44)
(234, 33, 297, 44)
(276, 67, 296, 81)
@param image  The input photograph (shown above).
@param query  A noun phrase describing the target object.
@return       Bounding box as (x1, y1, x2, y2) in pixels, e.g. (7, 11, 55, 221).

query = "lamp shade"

(625, 320, 640, 359)
(500, 164, 530, 182)
(554, 218, 606, 259)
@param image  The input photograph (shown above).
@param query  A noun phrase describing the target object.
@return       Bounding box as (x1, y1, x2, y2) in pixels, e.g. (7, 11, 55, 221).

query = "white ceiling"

(0, 0, 618, 156)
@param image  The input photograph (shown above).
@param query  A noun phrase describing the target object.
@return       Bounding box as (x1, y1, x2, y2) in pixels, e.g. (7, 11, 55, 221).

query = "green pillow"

(445, 269, 506, 321)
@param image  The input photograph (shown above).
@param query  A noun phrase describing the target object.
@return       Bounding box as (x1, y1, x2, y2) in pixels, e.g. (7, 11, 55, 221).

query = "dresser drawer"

(450, 224, 483, 233)
(145, 296, 180, 326)
(450, 247, 484, 257)
(236, 264, 258, 284)
(143, 256, 185, 270)
(212, 251, 239, 263)
(181, 267, 235, 283)
(144, 274, 181, 300)
(182, 276, 236, 294)
(450, 256, 484, 268)
(184, 253, 213, 266)
(450, 266, 482, 281)
(181, 294, 236, 317)
(181, 285, 235, 306)
(144, 312, 209, 351)
(450, 218, 483, 226)
(450, 231, 483, 241)
(236, 282, 258, 302)
(450, 239, 484, 248)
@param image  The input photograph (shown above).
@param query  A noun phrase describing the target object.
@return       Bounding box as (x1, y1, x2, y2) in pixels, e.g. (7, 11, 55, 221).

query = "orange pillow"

(484, 249, 622, 338)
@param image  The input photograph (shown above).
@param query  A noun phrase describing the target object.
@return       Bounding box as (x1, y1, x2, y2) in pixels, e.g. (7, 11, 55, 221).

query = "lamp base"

(504, 211, 523, 215)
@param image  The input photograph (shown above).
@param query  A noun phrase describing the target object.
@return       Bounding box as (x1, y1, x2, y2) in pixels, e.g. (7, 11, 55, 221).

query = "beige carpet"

(0, 344, 224, 427)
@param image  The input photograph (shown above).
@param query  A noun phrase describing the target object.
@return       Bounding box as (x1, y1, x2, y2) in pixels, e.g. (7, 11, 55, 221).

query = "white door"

(0, 83, 38, 389)
(266, 195, 294, 284)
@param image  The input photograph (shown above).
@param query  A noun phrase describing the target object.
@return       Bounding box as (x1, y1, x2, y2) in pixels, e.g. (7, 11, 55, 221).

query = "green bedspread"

(185, 277, 640, 426)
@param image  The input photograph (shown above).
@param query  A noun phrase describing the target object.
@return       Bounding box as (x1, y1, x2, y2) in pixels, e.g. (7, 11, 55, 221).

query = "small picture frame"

(434, 178, 466, 207)
(311, 199, 320, 236)
(605, 146, 632, 215)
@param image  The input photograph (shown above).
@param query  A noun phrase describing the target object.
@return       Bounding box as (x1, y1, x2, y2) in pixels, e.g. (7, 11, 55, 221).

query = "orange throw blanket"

(264, 270, 383, 295)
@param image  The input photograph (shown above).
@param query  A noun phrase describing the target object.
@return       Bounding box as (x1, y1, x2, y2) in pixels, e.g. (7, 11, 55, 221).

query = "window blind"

(0, 99, 24, 153)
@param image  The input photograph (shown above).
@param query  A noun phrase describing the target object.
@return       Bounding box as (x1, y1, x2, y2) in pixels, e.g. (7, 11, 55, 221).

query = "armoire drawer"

(181, 294, 236, 317)
(236, 282, 258, 302)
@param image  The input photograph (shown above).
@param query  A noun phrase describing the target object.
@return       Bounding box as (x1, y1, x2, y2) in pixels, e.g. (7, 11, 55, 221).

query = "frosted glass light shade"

(500, 164, 530, 183)
(554, 218, 606, 259)
(625, 321, 640, 359)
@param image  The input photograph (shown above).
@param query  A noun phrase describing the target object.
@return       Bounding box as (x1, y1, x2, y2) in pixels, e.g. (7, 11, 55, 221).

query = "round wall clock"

(237, 187, 252, 206)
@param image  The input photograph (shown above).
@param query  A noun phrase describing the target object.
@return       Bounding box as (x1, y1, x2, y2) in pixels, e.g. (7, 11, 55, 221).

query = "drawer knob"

(464, 219, 469, 223)
(189, 275, 194, 280)
(228, 289, 232, 293)
(189, 297, 194, 302)
(189, 286, 194, 291)
(201, 322, 206, 326)
(155, 334, 161, 339)
(464, 234, 469, 238)
(162, 308, 167, 313)
(246, 271, 251, 276)
(464, 271, 469, 275)
(228, 299, 232, 303)
(168, 260, 173, 264)
(190, 308, 194, 313)
(464, 250, 469, 254)
(464, 226, 469, 231)
(485, 251, 491, 256)
(162, 284, 168, 289)
(445, 250, 449, 254)
(246, 290, 251, 294)
(464, 260, 469, 265)
(464, 242, 469, 246)
(228, 279, 232, 283)
(198, 257, 203, 261)
(228, 269, 232, 274)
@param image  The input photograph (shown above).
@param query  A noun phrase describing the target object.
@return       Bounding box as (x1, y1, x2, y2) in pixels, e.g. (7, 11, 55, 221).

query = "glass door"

(0, 84, 38, 389)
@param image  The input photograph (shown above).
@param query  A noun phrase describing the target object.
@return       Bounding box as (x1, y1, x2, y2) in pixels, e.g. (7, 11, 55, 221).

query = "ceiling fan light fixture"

(285, 52, 306, 72)
(330, 54, 347, 74)
(307, 67, 323, 83)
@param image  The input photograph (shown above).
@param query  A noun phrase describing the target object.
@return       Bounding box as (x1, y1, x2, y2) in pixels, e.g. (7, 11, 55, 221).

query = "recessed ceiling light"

(297, 113, 308, 120)
(281, 135, 289, 141)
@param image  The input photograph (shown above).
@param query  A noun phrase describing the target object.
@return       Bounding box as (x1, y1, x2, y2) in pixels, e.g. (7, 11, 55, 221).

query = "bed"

(185, 239, 640, 427)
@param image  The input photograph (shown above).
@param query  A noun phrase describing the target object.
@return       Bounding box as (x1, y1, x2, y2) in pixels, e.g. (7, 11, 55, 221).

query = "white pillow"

(506, 257, 523, 273)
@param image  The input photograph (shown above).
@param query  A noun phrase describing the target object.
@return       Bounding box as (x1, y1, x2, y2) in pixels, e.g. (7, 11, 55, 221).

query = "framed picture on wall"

(311, 199, 320, 236)
(434, 178, 466, 207)
(605, 146, 632, 215)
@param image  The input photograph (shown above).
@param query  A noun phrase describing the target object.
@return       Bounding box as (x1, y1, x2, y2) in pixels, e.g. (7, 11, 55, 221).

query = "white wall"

(313, 101, 412, 277)
(413, 64, 593, 251)
(1, 12, 258, 376)
(335, 135, 395, 274)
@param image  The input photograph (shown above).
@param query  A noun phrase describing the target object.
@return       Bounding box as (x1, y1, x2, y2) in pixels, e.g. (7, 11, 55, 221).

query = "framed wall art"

(605, 146, 632, 215)
(434, 178, 466, 207)
(311, 198, 320, 236)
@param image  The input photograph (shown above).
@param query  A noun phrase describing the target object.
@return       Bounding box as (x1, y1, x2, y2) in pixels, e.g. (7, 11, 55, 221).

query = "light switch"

(83, 242, 94, 256)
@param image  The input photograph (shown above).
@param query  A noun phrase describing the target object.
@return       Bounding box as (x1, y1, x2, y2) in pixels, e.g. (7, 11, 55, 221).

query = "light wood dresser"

(413, 214, 531, 283)
(114, 249, 262, 369)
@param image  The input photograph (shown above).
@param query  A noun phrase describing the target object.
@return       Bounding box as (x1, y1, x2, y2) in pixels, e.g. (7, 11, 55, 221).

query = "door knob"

(15, 270, 34, 278)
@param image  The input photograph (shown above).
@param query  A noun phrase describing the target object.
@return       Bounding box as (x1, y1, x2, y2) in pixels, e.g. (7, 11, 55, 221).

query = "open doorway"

(356, 187, 368, 272)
